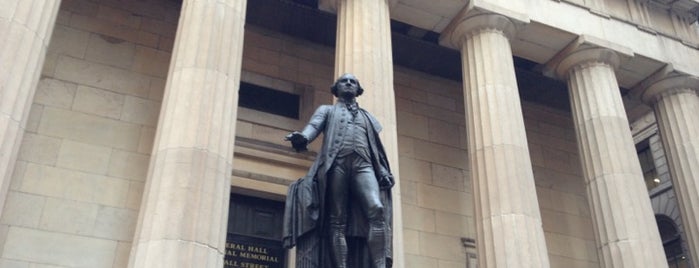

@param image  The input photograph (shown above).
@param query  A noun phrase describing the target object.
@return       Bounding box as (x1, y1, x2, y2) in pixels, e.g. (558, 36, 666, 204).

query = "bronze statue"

(282, 74, 394, 268)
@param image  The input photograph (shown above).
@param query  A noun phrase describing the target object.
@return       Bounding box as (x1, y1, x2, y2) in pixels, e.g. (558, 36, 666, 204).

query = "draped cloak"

(282, 103, 394, 267)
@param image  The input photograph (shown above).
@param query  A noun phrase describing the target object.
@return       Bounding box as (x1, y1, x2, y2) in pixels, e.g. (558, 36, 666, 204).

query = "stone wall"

(0, 0, 599, 267)
(0, 0, 179, 267)
(524, 103, 599, 268)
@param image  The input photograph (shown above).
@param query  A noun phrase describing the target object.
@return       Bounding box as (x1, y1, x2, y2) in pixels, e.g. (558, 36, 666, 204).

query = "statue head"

(331, 73, 364, 98)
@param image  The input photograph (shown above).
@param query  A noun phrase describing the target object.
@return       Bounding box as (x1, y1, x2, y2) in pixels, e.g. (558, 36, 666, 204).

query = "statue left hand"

(378, 174, 395, 190)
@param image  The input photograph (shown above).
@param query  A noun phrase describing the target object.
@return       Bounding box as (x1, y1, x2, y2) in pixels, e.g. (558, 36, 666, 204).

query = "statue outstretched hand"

(285, 131, 308, 152)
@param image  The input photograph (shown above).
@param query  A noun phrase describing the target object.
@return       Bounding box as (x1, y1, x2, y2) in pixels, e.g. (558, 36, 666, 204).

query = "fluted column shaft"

(644, 76, 699, 264)
(334, 0, 404, 266)
(128, 0, 246, 267)
(561, 48, 667, 268)
(0, 0, 61, 216)
(454, 14, 550, 268)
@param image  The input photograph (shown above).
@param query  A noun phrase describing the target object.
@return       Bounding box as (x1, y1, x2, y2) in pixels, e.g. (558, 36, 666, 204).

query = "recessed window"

(656, 215, 689, 267)
(239, 82, 300, 119)
(637, 141, 660, 191)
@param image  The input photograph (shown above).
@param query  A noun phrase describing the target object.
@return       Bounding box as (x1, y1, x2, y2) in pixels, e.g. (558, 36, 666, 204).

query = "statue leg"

(352, 160, 387, 268)
(328, 158, 350, 268)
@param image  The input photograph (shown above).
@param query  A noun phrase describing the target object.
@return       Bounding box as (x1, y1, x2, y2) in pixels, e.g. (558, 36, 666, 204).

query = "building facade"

(1, 0, 698, 267)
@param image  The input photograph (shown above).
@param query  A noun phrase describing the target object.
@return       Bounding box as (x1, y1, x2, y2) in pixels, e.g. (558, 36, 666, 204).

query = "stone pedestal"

(334, 0, 404, 266)
(128, 0, 247, 267)
(451, 14, 550, 268)
(558, 48, 667, 268)
(0, 0, 61, 215)
(643, 76, 699, 265)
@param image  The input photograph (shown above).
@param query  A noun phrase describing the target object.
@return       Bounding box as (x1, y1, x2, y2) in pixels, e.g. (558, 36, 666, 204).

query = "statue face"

(336, 75, 359, 99)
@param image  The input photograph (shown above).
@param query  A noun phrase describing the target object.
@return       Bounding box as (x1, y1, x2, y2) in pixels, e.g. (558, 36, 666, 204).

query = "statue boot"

(329, 224, 348, 268)
(368, 221, 387, 268)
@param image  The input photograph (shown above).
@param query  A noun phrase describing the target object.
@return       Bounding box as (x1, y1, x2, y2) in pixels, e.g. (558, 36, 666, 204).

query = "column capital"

(641, 75, 699, 105)
(444, 13, 519, 48)
(544, 35, 633, 79)
(319, 0, 398, 13)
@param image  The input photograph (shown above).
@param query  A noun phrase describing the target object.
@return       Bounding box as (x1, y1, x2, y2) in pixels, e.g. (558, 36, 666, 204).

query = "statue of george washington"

(282, 73, 394, 268)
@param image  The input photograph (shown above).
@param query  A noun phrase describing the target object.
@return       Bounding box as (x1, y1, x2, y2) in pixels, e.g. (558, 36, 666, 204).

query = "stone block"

(158, 35, 175, 52)
(57, 140, 112, 174)
(244, 30, 284, 52)
(131, 46, 170, 78)
(0, 192, 45, 228)
(549, 255, 599, 268)
(93, 176, 130, 207)
(427, 93, 457, 111)
(148, 77, 166, 101)
(72, 85, 125, 119)
(528, 143, 545, 167)
(417, 184, 472, 216)
(403, 229, 420, 254)
(404, 254, 438, 268)
(108, 150, 150, 181)
(397, 112, 429, 140)
(418, 232, 464, 262)
(54, 56, 151, 98)
(25, 104, 43, 133)
(140, 17, 177, 37)
(69, 13, 157, 47)
(96, 5, 141, 29)
(138, 126, 156, 154)
(41, 52, 58, 76)
(39, 198, 99, 235)
(542, 147, 574, 174)
(93, 206, 137, 240)
(0, 259, 29, 268)
(402, 204, 436, 232)
(397, 136, 416, 157)
(18, 164, 69, 199)
(400, 180, 417, 205)
(397, 157, 431, 184)
(56, 10, 71, 26)
(413, 139, 468, 170)
(85, 33, 136, 69)
(121, 96, 161, 126)
(9, 161, 27, 191)
(18, 133, 61, 165)
(3, 227, 116, 267)
(439, 260, 468, 268)
(431, 163, 465, 191)
(38, 107, 141, 150)
(243, 58, 279, 77)
(113, 242, 132, 268)
(34, 78, 77, 109)
(60, 0, 99, 16)
(18, 163, 130, 207)
(47, 25, 89, 59)
(435, 211, 471, 237)
(126, 181, 145, 210)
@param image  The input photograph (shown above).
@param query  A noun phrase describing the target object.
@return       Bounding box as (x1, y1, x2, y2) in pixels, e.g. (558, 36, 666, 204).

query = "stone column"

(643, 75, 699, 264)
(450, 14, 550, 268)
(556, 48, 667, 268)
(0, 0, 61, 215)
(128, 0, 246, 267)
(333, 0, 405, 267)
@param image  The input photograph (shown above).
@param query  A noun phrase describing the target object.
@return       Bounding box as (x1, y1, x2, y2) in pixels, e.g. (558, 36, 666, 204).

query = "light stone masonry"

(556, 47, 668, 268)
(0, 0, 62, 217)
(128, 0, 248, 267)
(450, 13, 551, 268)
(642, 75, 699, 265)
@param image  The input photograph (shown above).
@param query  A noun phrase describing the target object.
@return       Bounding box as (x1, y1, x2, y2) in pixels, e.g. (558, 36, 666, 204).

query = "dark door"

(226, 194, 287, 268)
